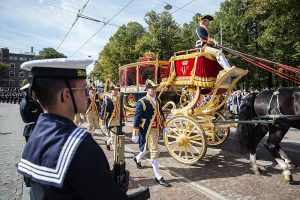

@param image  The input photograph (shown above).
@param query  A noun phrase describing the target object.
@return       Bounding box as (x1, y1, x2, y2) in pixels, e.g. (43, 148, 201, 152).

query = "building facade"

(0, 47, 35, 88)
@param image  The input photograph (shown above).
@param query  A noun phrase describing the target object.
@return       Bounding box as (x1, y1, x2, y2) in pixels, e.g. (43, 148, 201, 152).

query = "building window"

(14, 56, 18, 60)
(19, 71, 25, 77)
(9, 71, 15, 77)
(10, 63, 15, 68)
(24, 57, 28, 61)
(19, 57, 24, 61)
(2, 71, 8, 77)
(9, 56, 14, 60)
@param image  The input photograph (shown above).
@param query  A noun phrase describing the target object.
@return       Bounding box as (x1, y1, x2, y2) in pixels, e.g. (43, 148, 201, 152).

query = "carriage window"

(140, 66, 154, 84)
(158, 67, 167, 83)
(120, 69, 125, 86)
(127, 70, 136, 86)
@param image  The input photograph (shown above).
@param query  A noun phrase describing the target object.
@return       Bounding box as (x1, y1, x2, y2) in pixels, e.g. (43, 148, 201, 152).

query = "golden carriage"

(159, 49, 247, 164)
(119, 50, 247, 165)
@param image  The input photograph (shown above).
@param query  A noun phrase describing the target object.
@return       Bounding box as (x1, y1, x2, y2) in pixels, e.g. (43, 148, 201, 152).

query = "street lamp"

(164, 4, 172, 10)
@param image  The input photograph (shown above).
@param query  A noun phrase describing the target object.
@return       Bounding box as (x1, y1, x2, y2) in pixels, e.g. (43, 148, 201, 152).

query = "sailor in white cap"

(16, 58, 129, 199)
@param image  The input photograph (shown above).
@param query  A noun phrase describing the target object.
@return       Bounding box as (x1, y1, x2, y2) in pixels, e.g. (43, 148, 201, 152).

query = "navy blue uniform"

(100, 95, 118, 126)
(195, 25, 209, 48)
(19, 97, 43, 141)
(17, 113, 128, 200)
(133, 95, 165, 152)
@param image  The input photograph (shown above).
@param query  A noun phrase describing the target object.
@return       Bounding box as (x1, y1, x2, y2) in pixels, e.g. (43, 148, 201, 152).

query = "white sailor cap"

(21, 58, 94, 79)
(20, 83, 30, 91)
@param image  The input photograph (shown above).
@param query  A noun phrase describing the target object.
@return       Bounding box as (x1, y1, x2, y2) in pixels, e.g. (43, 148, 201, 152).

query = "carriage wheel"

(164, 115, 207, 165)
(205, 112, 230, 146)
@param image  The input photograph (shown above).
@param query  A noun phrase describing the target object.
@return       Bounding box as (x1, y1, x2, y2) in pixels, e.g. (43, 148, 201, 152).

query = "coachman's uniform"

(133, 94, 165, 160)
(195, 24, 209, 48)
(194, 14, 231, 70)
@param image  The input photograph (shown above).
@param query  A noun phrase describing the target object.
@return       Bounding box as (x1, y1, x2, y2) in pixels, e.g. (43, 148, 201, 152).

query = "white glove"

(132, 135, 139, 143)
(211, 39, 218, 47)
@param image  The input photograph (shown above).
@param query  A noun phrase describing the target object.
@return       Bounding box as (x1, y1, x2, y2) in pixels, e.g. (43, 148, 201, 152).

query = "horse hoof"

(283, 174, 293, 183)
(287, 162, 297, 169)
(252, 168, 262, 175)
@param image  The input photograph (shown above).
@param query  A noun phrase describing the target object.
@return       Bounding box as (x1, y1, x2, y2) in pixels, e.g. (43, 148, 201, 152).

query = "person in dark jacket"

(16, 58, 129, 200)
(195, 14, 231, 70)
(19, 83, 43, 142)
(132, 80, 171, 187)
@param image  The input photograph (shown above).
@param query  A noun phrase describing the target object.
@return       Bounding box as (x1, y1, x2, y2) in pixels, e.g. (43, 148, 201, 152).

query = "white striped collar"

(17, 127, 87, 188)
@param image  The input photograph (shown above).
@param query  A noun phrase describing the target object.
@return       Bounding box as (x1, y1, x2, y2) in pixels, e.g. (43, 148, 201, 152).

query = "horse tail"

(236, 92, 258, 152)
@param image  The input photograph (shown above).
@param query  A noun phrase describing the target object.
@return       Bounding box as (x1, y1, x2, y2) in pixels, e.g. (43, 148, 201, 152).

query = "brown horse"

(236, 88, 300, 183)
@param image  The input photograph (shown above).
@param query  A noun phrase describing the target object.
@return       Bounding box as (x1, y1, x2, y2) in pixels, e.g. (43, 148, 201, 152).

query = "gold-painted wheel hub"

(176, 133, 188, 146)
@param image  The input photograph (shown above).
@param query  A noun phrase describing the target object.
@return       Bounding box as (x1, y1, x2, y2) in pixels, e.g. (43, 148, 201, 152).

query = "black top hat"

(145, 79, 158, 90)
(199, 15, 214, 21)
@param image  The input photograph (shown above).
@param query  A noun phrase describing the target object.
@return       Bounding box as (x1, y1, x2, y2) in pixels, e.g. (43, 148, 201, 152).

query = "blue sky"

(0, 0, 224, 71)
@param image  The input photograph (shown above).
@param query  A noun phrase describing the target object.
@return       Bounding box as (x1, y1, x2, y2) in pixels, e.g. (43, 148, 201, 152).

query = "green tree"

(34, 47, 66, 59)
(135, 11, 181, 60)
(178, 14, 201, 50)
(0, 62, 10, 72)
(210, 0, 300, 89)
(0, 62, 10, 83)
(93, 22, 146, 81)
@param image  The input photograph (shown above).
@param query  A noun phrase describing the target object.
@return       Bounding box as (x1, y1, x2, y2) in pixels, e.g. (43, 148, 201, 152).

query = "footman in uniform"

(100, 84, 121, 151)
(132, 80, 171, 187)
(16, 58, 129, 200)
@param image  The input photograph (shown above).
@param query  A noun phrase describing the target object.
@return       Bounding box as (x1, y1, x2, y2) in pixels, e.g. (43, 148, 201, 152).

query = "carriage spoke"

(178, 146, 183, 157)
(171, 145, 178, 152)
(188, 135, 203, 140)
(168, 141, 177, 146)
(166, 135, 179, 140)
(168, 128, 180, 136)
(184, 146, 188, 160)
(189, 140, 203, 146)
(188, 142, 201, 154)
(187, 145, 196, 159)
(186, 126, 197, 137)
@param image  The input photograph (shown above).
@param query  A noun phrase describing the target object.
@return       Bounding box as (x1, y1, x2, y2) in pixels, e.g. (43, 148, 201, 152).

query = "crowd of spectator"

(0, 87, 24, 104)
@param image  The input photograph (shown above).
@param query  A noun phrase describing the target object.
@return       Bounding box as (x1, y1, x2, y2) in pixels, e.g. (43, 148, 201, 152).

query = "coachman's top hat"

(199, 14, 214, 21)
(145, 79, 158, 90)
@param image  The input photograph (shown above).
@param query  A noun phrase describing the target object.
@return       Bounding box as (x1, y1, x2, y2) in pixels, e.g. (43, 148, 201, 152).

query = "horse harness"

(266, 90, 283, 115)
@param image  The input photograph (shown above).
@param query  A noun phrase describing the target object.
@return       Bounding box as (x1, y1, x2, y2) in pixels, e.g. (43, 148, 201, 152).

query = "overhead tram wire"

(43, 2, 120, 28)
(49, 0, 79, 10)
(77, 14, 121, 28)
(71, 0, 136, 57)
(171, 0, 196, 15)
(57, 0, 90, 50)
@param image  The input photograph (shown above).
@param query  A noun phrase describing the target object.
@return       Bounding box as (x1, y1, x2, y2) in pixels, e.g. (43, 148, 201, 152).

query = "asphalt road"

(1, 103, 300, 200)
